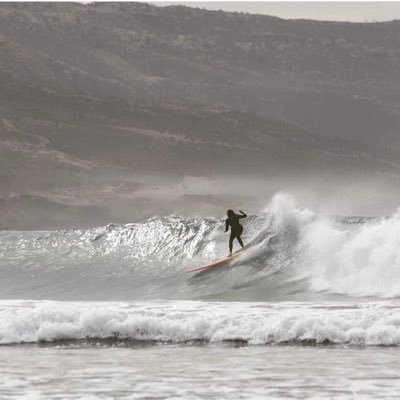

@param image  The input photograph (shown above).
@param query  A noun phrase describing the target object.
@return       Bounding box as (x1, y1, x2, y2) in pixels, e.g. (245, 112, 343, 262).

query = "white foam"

(302, 210, 400, 298)
(1, 300, 400, 346)
(267, 193, 315, 231)
(264, 194, 400, 299)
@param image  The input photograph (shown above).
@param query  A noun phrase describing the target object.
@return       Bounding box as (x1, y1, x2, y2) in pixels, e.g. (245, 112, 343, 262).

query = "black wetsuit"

(225, 211, 247, 254)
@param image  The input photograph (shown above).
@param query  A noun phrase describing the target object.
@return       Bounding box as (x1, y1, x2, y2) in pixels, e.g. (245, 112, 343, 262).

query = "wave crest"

(1, 301, 400, 346)
(1, 193, 400, 300)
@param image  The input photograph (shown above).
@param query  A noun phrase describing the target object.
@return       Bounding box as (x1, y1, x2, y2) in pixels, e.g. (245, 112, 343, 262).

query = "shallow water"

(1, 344, 400, 399)
(0, 299, 400, 399)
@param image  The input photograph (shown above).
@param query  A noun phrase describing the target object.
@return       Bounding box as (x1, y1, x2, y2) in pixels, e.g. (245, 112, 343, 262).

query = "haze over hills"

(1, 2, 400, 228)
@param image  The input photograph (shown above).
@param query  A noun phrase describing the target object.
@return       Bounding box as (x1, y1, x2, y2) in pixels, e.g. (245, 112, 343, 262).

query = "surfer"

(225, 209, 247, 256)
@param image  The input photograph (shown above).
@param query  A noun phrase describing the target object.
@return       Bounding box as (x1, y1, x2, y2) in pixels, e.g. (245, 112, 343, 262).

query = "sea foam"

(1, 300, 400, 346)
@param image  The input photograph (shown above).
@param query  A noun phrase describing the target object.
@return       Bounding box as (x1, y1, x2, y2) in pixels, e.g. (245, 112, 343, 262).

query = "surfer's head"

(227, 209, 235, 218)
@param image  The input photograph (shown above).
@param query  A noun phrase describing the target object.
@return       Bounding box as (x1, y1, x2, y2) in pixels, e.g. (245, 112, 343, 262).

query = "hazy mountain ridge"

(1, 2, 400, 144)
(1, 2, 400, 228)
(2, 2, 400, 81)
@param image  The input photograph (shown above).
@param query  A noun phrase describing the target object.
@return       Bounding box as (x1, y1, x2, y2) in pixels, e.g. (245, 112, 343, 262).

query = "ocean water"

(2, 344, 400, 399)
(1, 194, 400, 399)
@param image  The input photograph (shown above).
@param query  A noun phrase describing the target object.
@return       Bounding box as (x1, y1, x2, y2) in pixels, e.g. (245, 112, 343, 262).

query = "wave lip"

(1, 301, 400, 346)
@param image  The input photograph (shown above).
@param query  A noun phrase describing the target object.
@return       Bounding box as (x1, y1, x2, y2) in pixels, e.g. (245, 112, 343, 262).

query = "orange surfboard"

(187, 247, 250, 273)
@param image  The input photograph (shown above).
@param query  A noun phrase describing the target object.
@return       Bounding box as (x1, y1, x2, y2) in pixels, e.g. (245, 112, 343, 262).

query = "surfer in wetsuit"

(225, 209, 247, 256)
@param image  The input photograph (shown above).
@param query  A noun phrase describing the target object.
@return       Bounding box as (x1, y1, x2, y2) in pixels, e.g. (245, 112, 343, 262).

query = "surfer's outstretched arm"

(238, 210, 247, 218)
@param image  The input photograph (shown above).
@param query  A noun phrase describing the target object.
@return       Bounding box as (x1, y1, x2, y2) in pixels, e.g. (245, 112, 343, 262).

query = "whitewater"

(2, 194, 400, 399)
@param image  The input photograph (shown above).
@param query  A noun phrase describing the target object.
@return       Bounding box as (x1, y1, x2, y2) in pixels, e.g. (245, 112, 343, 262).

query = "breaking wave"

(1, 193, 400, 301)
(1, 300, 400, 346)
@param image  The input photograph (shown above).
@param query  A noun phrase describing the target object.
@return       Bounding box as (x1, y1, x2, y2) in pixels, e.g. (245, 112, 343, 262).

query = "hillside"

(1, 2, 400, 228)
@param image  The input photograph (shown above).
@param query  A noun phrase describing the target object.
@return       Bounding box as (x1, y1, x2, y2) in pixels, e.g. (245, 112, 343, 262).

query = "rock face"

(1, 2, 400, 228)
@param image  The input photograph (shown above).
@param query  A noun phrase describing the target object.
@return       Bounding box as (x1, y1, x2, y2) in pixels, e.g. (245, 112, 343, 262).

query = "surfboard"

(187, 247, 249, 273)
